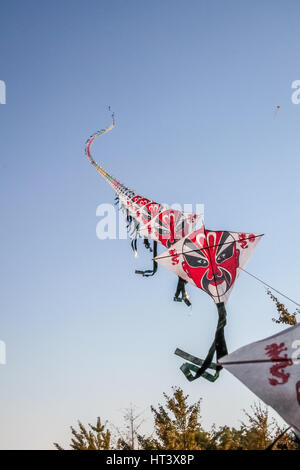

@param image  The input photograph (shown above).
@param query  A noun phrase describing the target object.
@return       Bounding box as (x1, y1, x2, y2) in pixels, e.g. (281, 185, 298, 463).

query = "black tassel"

(174, 277, 191, 307)
(143, 238, 152, 252)
(135, 241, 158, 277)
(175, 302, 228, 382)
(131, 238, 138, 257)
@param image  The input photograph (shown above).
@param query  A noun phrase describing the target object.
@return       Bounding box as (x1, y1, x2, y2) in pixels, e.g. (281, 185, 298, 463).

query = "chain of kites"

(85, 109, 300, 439)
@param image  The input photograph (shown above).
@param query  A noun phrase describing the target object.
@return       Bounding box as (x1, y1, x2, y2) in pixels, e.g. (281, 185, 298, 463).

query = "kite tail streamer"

(175, 302, 228, 382)
(135, 241, 158, 277)
(143, 239, 152, 251)
(174, 277, 191, 307)
(131, 238, 138, 258)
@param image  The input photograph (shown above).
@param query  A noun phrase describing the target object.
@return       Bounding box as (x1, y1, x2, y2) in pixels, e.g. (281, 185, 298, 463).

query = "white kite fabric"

(220, 323, 300, 436)
(138, 210, 203, 247)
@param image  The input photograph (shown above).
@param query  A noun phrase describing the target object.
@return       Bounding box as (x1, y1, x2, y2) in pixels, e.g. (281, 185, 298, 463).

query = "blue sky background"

(0, 0, 300, 449)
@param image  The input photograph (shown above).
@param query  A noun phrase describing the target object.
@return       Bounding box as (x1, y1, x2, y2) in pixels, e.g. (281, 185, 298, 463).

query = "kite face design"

(140, 202, 161, 224)
(155, 210, 187, 248)
(182, 230, 240, 299)
(155, 228, 261, 304)
(139, 209, 200, 249)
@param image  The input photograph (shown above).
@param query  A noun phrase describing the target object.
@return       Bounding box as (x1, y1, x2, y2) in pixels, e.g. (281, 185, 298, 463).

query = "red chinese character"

(238, 233, 248, 249)
(169, 249, 179, 266)
(265, 342, 293, 386)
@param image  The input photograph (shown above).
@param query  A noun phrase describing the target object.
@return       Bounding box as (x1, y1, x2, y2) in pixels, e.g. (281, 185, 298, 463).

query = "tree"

(267, 289, 299, 325)
(208, 403, 273, 450)
(238, 402, 275, 449)
(114, 405, 145, 450)
(209, 425, 243, 450)
(138, 387, 211, 450)
(210, 403, 299, 450)
(53, 389, 300, 450)
(54, 417, 112, 450)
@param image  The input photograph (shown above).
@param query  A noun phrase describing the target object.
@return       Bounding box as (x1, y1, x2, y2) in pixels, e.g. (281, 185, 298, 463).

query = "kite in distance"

(85, 115, 263, 381)
(219, 323, 300, 437)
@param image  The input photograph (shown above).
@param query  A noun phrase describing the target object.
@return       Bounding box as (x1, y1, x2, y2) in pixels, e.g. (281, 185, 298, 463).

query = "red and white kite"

(85, 116, 263, 381)
(155, 226, 263, 305)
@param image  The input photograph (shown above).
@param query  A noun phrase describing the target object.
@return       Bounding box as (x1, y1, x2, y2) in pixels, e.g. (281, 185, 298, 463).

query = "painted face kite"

(85, 116, 263, 382)
(155, 227, 261, 305)
(183, 230, 240, 298)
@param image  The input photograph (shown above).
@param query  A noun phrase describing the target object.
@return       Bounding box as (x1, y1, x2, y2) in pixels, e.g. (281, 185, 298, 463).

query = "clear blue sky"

(0, 0, 300, 449)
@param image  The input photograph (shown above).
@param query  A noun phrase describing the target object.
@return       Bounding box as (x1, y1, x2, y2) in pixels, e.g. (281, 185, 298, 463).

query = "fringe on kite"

(135, 241, 158, 277)
(174, 277, 191, 307)
(143, 238, 152, 252)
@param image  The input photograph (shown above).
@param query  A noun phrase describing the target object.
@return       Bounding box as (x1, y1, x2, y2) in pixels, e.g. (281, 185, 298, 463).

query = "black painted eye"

(216, 243, 234, 264)
(185, 253, 209, 268)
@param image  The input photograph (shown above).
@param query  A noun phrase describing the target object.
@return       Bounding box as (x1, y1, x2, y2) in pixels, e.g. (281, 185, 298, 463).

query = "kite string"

(238, 267, 300, 308)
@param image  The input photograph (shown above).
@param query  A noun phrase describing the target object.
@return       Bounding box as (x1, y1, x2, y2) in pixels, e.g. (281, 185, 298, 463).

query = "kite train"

(85, 115, 300, 438)
(85, 115, 263, 382)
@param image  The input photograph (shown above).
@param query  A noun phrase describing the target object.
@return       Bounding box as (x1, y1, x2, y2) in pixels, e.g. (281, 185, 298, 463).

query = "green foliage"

(138, 387, 212, 450)
(137, 390, 298, 451)
(210, 425, 244, 450)
(211, 403, 299, 450)
(54, 417, 111, 450)
(115, 405, 145, 450)
(54, 388, 299, 451)
(238, 403, 275, 449)
(267, 289, 299, 325)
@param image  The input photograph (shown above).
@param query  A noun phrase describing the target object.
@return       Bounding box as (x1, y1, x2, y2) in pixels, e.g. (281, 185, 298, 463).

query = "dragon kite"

(85, 115, 263, 382)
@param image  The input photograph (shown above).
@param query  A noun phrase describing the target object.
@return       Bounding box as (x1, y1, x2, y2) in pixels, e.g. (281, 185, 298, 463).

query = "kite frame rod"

(218, 358, 296, 366)
(154, 234, 264, 261)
